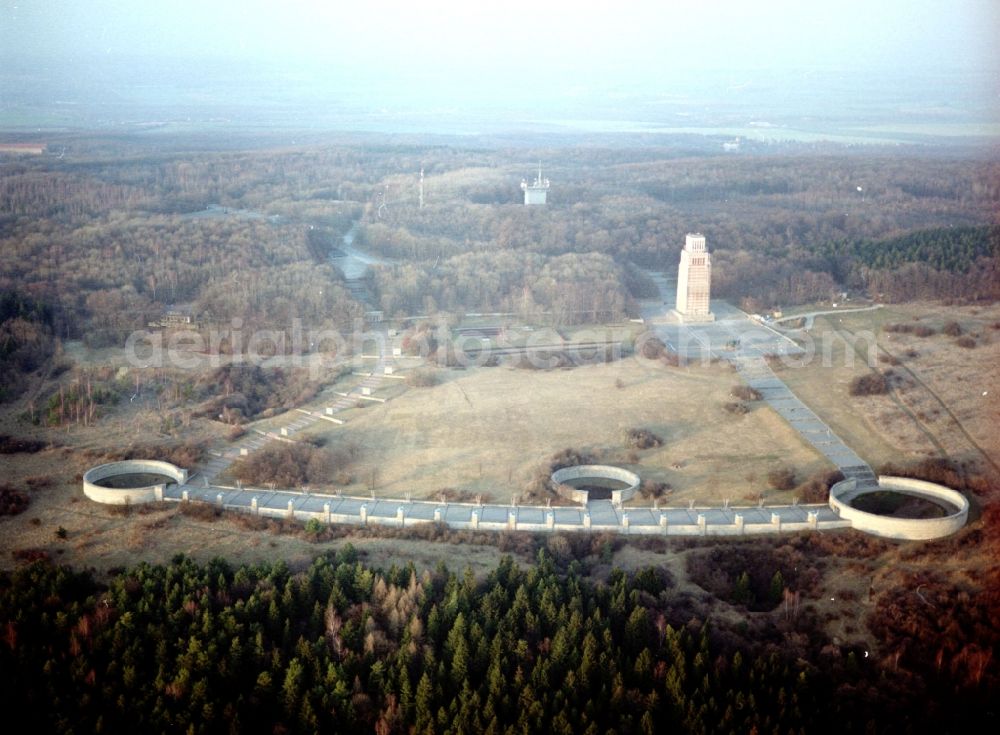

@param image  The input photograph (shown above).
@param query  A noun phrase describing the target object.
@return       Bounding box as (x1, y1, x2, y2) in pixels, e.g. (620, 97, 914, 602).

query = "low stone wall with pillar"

(83, 468, 940, 541)
(550, 465, 640, 505)
(829, 475, 969, 540)
(82, 460, 188, 506)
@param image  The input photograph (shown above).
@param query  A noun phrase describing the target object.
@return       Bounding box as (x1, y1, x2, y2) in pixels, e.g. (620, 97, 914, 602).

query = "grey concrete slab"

(553, 508, 584, 523)
(444, 506, 474, 523)
(481, 506, 509, 524)
(407, 505, 436, 521)
(518, 508, 546, 524)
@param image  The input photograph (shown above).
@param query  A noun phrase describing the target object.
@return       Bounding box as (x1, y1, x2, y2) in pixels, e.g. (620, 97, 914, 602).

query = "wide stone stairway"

(734, 355, 878, 487)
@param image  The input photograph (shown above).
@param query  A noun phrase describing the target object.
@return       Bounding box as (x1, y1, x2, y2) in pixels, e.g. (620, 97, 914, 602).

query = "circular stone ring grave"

(552, 465, 640, 505)
(83, 460, 188, 506)
(829, 475, 969, 540)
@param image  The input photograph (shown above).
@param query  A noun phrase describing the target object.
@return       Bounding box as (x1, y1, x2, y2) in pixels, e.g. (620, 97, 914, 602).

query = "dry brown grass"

(317, 358, 828, 505)
(777, 302, 1000, 468)
(0, 448, 516, 576)
(841, 304, 999, 464)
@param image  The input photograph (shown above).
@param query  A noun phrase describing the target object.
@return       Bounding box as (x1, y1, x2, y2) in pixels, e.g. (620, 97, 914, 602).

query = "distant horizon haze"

(1, 1, 997, 134)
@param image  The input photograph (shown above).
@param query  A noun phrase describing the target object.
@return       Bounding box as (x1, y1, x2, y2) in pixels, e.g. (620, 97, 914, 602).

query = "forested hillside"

(1, 539, 996, 734)
(2, 140, 998, 347)
(360, 153, 1000, 310)
(807, 225, 1000, 302)
(0, 290, 58, 401)
(373, 251, 628, 322)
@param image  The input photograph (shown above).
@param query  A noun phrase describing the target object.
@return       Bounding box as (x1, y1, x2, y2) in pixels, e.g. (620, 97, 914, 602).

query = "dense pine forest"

(1, 531, 997, 734)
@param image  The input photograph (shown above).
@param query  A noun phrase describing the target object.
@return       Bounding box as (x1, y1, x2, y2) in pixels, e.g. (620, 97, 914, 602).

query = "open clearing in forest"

(312, 357, 828, 505)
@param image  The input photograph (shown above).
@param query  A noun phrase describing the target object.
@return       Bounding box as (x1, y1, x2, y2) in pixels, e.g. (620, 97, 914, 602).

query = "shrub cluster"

(523, 448, 596, 503)
(231, 442, 357, 488)
(192, 365, 322, 424)
(0, 435, 48, 454)
(885, 322, 936, 337)
(767, 466, 797, 491)
(686, 540, 818, 611)
(941, 320, 963, 336)
(0, 484, 30, 516)
(731, 385, 763, 401)
(638, 335, 666, 359)
(849, 371, 890, 396)
(639, 479, 672, 500)
(406, 368, 440, 387)
(624, 428, 663, 449)
(89, 441, 205, 468)
(177, 500, 223, 521)
(793, 469, 844, 503)
(879, 457, 1000, 497)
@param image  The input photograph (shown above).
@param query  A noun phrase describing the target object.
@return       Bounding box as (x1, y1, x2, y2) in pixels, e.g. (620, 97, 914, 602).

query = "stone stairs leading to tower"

(734, 355, 878, 485)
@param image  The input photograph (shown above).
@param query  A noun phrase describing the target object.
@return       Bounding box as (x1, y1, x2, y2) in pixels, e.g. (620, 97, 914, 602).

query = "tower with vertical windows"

(674, 233, 714, 322)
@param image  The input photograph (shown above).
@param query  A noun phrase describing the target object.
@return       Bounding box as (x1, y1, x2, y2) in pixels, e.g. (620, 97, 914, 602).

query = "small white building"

(521, 163, 550, 205)
(673, 233, 715, 322)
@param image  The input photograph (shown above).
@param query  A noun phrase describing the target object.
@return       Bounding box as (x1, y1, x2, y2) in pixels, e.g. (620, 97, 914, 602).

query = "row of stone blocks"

(182, 490, 826, 536)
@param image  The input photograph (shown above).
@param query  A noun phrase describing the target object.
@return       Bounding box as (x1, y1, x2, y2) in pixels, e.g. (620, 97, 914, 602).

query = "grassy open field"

(776, 301, 1000, 472)
(296, 356, 830, 506)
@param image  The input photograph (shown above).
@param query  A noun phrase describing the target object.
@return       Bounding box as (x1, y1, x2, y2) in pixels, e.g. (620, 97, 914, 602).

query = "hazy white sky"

(4, 0, 997, 75)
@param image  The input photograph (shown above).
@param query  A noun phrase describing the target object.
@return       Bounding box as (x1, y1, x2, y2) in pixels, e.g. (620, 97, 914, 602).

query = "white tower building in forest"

(673, 233, 715, 322)
(521, 163, 549, 205)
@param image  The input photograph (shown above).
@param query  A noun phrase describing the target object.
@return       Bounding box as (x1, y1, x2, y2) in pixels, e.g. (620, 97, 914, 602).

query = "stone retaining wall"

(828, 475, 968, 540)
(550, 465, 640, 505)
(204, 492, 850, 537)
(82, 460, 188, 506)
(84, 464, 966, 541)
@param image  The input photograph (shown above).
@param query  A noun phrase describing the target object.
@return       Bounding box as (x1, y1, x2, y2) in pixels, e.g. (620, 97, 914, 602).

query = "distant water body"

(532, 119, 1000, 145)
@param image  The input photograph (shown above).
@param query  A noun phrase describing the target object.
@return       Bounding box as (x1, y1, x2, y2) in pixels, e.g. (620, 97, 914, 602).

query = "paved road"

(734, 355, 877, 486)
(642, 275, 878, 488)
(773, 304, 883, 331)
(330, 223, 389, 280)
